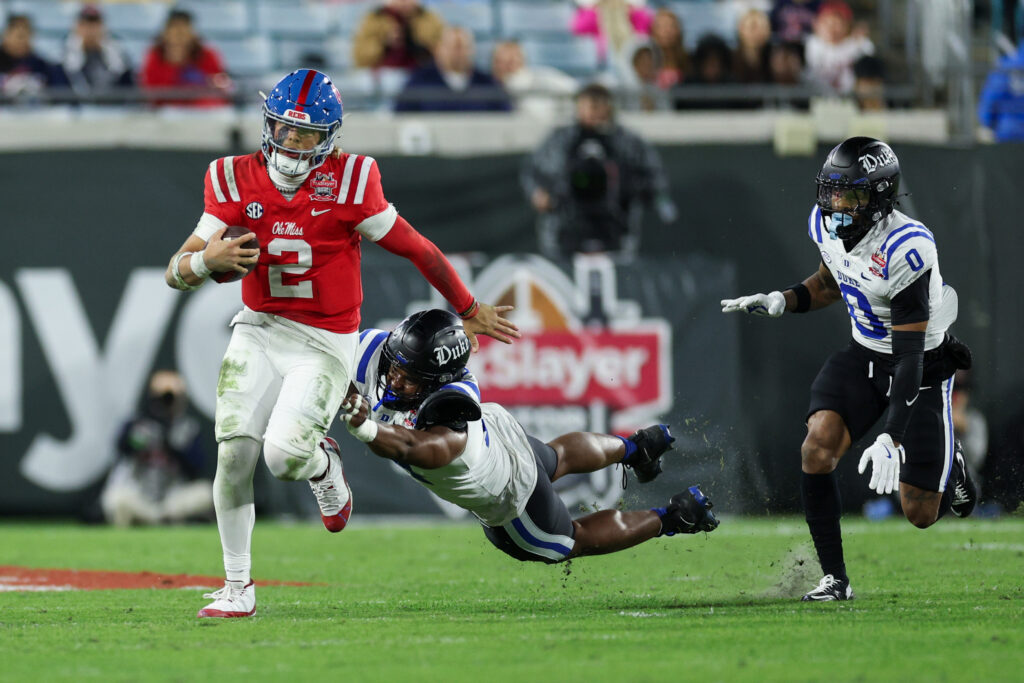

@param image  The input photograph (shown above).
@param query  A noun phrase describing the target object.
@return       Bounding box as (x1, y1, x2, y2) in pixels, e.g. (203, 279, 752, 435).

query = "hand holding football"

(210, 226, 260, 283)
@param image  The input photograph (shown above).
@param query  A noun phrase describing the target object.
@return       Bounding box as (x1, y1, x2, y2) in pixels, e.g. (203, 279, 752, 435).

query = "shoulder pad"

(415, 388, 482, 431)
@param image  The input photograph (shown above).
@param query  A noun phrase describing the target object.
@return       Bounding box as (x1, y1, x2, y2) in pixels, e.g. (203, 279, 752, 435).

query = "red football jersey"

(198, 152, 398, 333)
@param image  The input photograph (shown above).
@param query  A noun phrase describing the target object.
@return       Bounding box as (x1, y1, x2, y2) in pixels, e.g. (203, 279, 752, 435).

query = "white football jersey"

(352, 329, 538, 526)
(808, 205, 958, 354)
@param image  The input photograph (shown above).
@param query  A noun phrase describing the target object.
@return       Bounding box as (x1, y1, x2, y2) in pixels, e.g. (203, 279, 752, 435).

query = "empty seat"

(521, 36, 599, 76)
(8, 0, 80, 35)
(216, 35, 276, 78)
(99, 2, 169, 37)
(671, 0, 742, 50)
(427, 0, 495, 35)
(255, 1, 333, 39)
(276, 38, 329, 73)
(330, 1, 379, 37)
(176, 1, 253, 39)
(500, 1, 574, 36)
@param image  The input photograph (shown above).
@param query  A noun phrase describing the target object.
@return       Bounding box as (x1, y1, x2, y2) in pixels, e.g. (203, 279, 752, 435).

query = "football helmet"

(377, 310, 472, 411)
(815, 136, 901, 242)
(261, 69, 342, 177)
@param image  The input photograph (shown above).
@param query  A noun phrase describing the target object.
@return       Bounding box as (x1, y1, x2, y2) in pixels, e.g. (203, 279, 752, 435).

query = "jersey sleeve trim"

(354, 204, 398, 242)
(337, 154, 359, 204)
(194, 212, 228, 241)
(354, 155, 376, 205)
(222, 156, 241, 202)
(440, 379, 481, 403)
(208, 157, 239, 204)
(880, 222, 932, 254)
(808, 205, 824, 244)
(356, 329, 388, 384)
(882, 231, 935, 280)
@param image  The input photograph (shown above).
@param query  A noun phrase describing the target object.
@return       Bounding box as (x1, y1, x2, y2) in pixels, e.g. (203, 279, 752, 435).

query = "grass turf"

(0, 517, 1021, 682)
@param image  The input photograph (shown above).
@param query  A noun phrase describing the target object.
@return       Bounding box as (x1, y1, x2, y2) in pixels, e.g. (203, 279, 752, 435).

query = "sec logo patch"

(245, 202, 264, 219)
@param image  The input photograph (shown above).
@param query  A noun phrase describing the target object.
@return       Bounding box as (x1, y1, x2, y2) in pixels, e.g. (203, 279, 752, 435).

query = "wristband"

(789, 283, 811, 313)
(458, 300, 480, 320)
(190, 250, 212, 280)
(346, 418, 378, 443)
(172, 252, 201, 291)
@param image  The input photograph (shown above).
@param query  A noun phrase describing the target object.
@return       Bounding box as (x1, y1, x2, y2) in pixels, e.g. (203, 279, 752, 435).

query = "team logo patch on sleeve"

(309, 171, 338, 202)
(245, 202, 264, 219)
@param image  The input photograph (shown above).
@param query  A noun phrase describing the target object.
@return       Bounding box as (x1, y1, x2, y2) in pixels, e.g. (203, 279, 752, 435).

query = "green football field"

(0, 516, 1021, 682)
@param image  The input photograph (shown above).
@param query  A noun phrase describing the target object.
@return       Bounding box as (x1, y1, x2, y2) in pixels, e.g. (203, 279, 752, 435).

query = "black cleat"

(801, 574, 854, 602)
(951, 442, 977, 518)
(660, 485, 719, 535)
(625, 424, 675, 484)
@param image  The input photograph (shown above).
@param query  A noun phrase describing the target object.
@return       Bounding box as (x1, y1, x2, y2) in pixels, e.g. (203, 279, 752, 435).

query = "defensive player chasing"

(722, 137, 976, 601)
(163, 70, 519, 618)
(339, 309, 719, 564)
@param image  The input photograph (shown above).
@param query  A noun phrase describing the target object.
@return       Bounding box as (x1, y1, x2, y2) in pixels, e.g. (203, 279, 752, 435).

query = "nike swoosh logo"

(905, 394, 920, 407)
(860, 272, 873, 281)
(311, 208, 331, 216)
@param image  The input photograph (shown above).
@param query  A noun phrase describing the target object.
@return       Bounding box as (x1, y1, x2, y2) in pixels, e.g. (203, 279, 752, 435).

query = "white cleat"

(309, 437, 353, 532)
(197, 580, 255, 618)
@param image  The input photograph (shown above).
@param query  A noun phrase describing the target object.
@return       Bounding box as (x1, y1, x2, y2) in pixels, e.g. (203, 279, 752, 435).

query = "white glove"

(720, 291, 787, 317)
(857, 433, 905, 495)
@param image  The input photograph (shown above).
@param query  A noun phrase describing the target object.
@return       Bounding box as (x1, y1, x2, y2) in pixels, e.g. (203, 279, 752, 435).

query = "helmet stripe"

(293, 69, 318, 112)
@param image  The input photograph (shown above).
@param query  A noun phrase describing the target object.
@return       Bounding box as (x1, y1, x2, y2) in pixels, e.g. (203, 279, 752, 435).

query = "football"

(211, 226, 259, 283)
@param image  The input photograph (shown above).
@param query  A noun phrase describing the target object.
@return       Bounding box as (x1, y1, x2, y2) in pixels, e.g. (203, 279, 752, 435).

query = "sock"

(616, 435, 638, 464)
(801, 471, 847, 582)
(936, 484, 954, 520)
(214, 437, 261, 585)
(651, 506, 672, 536)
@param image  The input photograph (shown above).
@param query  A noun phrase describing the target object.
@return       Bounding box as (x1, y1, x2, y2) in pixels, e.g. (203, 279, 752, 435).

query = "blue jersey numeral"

(905, 248, 924, 271)
(839, 283, 887, 339)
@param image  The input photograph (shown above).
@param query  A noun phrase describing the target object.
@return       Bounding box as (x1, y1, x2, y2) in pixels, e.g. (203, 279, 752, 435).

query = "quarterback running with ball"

(164, 70, 519, 618)
(722, 137, 976, 601)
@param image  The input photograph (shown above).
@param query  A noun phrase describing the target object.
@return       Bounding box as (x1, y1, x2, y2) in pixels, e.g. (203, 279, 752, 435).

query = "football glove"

(720, 291, 786, 317)
(857, 433, 905, 495)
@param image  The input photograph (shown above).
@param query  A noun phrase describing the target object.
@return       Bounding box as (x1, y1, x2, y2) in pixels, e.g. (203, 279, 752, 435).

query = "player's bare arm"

(339, 392, 467, 469)
(165, 228, 259, 290)
(784, 261, 842, 312)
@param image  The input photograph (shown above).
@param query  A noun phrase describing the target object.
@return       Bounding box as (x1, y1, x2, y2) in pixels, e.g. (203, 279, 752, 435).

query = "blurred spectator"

(977, 42, 1024, 142)
(521, 83, 676, 261)
(851, 54, 886, 111)
(139, 9, 232, 107)
(804, 0, 873, 94)
(352, 0, 444, 70)
(100, 370, 213, 527)
(394, 27, 510, 112)
(647, 8, 689, 89)
(572, 0, 653, 68)
(770, 0, 822, 43)
(491, 40, 577, 119)
(0, 14, 70, 99)
(680, 34, 736, 110)
(952, 370, 988, 490)
(628, 44, 671, 111)
(769, 40, 809, 109)
(61, 5, 133, 97)
(733, 8, 773, 84)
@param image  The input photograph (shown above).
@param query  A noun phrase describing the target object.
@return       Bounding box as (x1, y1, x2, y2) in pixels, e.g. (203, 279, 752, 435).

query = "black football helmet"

(376, 309, 472, 411)
(815, 136, 901, 242)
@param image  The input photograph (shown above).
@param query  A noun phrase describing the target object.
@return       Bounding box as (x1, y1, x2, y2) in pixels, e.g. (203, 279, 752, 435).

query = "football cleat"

(951, 443, 977, 519)
(801, 574, 854, 602)
(309, 437, 353, 532)
(660, 485, 719, 535)
(624, 424, 676, 484)
(197, 580, 256, 618)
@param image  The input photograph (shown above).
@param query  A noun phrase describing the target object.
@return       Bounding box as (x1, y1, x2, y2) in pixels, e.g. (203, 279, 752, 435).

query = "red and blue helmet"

(262, 69, 343, 177)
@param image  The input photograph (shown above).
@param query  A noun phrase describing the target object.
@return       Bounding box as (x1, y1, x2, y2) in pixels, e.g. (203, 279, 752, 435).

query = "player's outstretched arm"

(462, 303, 521, 351)
(721, 262, 841, 317)
(339, 393, 467, 469)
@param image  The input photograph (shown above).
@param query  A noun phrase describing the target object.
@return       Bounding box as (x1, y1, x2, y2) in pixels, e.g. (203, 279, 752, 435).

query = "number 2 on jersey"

(267, 238, 313, 298)
(839, 283, 886, 340)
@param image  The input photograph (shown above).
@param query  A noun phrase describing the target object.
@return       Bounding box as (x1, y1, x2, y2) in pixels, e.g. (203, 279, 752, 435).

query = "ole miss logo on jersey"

(309, 171, 338, 202)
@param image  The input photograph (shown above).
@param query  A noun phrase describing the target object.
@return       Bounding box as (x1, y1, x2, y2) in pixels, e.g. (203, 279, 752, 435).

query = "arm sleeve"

(375, 216, 475, 313)
(882, 274, 932, 443)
